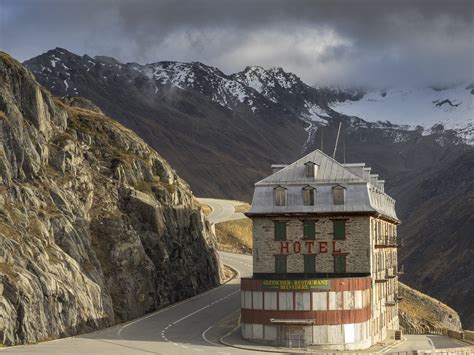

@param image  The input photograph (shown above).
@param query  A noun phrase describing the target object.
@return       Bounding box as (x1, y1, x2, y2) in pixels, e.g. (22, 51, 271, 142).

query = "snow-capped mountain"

(25, 48, 355, 120)
(24, 48, 473, 148)
(332, 85, 474, 144)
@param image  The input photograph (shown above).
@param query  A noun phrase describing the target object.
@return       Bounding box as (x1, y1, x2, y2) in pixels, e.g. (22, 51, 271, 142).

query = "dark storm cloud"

(1, 0, 473, 87)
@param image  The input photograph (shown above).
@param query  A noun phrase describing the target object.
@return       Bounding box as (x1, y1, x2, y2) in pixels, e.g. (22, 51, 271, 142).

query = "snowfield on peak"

(331, 84, 474, 143)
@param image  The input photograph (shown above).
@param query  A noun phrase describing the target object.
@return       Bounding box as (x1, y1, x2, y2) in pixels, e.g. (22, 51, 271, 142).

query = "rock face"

(0, 52, 221, 346)
(398, 283, 462, 332)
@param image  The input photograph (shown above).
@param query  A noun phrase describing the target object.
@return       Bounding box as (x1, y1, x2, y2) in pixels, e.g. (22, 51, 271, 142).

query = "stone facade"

(242, 150, 400, 349)
(252, 216, 371, 274)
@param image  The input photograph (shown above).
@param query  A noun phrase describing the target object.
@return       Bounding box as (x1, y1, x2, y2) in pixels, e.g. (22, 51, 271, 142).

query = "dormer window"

(332, 185, 346, 205)
(304, 161, 317, 178)
(274, 186, 286, 206)
(302, 185, 315, 206)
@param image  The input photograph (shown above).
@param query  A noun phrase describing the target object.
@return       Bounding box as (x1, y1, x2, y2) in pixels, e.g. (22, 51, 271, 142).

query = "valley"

(22, 48, 474, 329)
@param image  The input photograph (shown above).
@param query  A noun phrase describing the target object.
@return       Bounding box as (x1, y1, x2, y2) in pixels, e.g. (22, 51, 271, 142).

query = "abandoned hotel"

(242, 149, 401, 349)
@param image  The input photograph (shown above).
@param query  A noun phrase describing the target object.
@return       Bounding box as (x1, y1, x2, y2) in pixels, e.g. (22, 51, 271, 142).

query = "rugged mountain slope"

(24, 48, 473, 328)
(23, 49, 316, 199)
(24, 48, 470, 200)
(392, 148, 474, 329)
(0, 52, 221, 346)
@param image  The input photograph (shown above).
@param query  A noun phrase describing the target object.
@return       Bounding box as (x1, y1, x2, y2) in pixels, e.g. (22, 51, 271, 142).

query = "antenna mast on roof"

(343, 124, 346, 164)
(332, 121, 342, 159)
(320, 126, 324, 152)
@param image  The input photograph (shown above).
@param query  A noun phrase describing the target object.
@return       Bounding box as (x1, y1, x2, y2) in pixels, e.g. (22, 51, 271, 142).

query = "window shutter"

(274, 187, 286, 206)
(334, 255, 346, 273)
(333, 185, 346, 205)
(303, 220, 315, 240)
(304, 255, 316, 273)
(303, 187, 315, 206)
(275, 255, 287, 273)
(305, 162, 315, 177)
(274, 221, 287, 240)
(334, 220, 346, 240)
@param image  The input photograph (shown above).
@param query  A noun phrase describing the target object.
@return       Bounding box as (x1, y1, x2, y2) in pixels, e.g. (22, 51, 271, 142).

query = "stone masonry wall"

(252, 216, 371, 274)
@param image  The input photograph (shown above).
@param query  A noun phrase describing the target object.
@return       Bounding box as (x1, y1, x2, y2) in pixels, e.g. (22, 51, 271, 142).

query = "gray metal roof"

(257, 150, 364, 185)
(248, 149, 399, 222)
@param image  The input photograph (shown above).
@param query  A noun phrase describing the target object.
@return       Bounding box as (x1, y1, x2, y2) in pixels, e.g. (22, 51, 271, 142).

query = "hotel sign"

(262, 279, 331, 291)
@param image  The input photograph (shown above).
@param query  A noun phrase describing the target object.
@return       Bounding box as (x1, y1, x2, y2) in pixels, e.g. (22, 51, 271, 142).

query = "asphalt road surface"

(0, 252, 260, 355)
(2, 199, 470, 354)
(384, 334, 470, 353)
(197, 198, 247, 224)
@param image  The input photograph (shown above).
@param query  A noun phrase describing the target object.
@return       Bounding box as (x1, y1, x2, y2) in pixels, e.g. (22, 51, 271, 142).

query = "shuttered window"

(333, 219, 346, 240)
(334, 255, 346, 273)
(303, 186, 315, 206)
(304, 255, 316, 273)
(275, 255, 287, 273)
(274, 221, 287, 241)
(333, 185, 346, 205)
(274, 186, 286, 206)
(305, 162, 316, 177)
(303, 220, 315, 240)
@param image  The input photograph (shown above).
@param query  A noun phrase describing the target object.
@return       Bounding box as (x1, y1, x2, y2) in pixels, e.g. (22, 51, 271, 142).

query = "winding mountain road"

(2, 199, 470, 354)
(1, 252, 254, 354)
(197, 198, 247, 224)
(1, 200, 258, 355)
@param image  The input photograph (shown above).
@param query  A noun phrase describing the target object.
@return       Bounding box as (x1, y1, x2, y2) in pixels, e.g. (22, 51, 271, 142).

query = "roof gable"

(256, 149, 364, 185)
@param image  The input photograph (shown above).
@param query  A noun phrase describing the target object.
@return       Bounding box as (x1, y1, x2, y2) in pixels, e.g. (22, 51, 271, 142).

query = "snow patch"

(332, 84, 474, 143)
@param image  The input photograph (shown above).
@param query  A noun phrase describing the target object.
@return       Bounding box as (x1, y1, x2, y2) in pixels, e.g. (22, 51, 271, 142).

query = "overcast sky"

(1, 0, 473, 88)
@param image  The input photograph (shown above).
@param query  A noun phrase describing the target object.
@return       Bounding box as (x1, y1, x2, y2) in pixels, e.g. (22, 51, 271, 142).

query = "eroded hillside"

(0, 52, 221, 345)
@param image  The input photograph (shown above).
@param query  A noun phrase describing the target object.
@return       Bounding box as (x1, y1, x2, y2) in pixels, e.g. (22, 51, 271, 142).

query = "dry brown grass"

(234, 202, 251, 213)
(215, 218, 253, 254)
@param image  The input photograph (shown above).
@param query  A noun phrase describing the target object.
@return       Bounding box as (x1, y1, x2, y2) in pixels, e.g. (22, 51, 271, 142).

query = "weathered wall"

(252, 216, 371, 273)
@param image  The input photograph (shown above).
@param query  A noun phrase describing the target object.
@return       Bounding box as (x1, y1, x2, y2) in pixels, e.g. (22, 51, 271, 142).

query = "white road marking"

(161, 289, 240, 351)
(427, 337, 435, 349)
(201, 326, 221, 347)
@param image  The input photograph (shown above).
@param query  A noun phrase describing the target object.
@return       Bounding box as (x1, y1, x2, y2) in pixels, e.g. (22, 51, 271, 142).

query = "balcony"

(387, 266, 397, 278)
(375, 236, 398, 248)
(386, 297, 397, 306)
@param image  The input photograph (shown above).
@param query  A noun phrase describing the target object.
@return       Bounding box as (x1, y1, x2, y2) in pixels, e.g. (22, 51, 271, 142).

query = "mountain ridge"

(23, 48, 474, 329)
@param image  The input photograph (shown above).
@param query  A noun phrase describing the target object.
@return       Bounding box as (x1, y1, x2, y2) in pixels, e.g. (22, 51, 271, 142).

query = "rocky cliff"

(399, 283, 462, 332)
(0, 52, 221, 346)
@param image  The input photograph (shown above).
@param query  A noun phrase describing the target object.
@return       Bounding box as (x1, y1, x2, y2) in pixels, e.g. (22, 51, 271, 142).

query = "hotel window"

(332, 185, 346, 205)
(334, 255, 346, 273)
(275, 255, 287, 273)
(303, 220, 315, 240)
(333, 219, 346, 240)
(274, 186, 286, 206)
(274, 221, 287, 241)
(304, 255, 316, 273)
(302, 186, 315, 206)
(304, 161, 317, 178)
